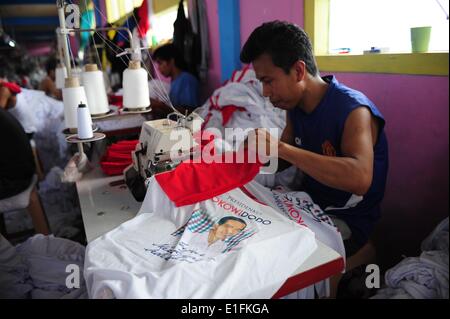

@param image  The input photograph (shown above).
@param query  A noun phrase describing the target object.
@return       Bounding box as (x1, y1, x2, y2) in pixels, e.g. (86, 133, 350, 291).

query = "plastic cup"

(410, 26, 431, 53)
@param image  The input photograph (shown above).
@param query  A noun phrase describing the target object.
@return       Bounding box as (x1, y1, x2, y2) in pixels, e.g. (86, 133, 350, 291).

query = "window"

(304, 0, 449, 75)
(148, 2, 188, 45)
(329, 0, 449, 54)
(106, 0, 143, 23)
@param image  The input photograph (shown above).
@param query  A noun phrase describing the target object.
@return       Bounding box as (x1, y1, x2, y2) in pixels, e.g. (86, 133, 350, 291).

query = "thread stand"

(66, 132, 106, 173)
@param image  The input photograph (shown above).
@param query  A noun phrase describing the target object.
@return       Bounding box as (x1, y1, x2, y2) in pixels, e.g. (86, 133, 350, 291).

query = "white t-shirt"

(244, 181, 346, 261)
(84, 177, 317, 299)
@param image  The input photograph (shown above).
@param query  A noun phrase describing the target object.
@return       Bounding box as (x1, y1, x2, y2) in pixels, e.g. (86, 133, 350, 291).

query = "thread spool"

(62, 77, 89, 131)
(123, 60, 150, 109)
(77, 102, 93, 139)
(81, 64, 110, 115)
(55, 65, 67, 89)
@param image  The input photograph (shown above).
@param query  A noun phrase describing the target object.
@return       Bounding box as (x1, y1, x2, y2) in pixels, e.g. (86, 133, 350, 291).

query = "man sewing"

(0, 106, 36, 200)
(150, 43, 200, 118)
(240, 21, 389, 293)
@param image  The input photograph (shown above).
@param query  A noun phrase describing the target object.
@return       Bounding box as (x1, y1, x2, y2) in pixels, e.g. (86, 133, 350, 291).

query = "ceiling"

(0, 0, 59, 44)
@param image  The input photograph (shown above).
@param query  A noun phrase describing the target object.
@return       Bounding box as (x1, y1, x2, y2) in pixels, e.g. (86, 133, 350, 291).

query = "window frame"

(304, 0, 449, 76)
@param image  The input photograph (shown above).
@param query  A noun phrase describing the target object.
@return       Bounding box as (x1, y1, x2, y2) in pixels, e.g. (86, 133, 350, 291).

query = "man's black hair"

(45, 57, 58, 74)
(152, 43, 187, 71)
(218, 216, 247, 228)
(240, 20, 318, 76)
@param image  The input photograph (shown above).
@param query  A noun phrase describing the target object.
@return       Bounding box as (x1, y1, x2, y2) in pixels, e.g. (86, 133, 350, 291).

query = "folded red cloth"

(100, 140, 138, 176)
(100, 160, 130, 176)
(105, 149, 132, 162)
(108, 143, 137, 153)
(155, 151, 262, 207)
(109, 94, 123, 108)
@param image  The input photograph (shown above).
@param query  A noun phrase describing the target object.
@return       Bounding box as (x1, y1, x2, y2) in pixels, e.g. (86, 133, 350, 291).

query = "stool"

(0, 174, 50, 239)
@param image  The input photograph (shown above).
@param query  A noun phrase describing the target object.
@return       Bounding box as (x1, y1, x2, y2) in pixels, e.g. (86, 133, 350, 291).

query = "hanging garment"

(84, 158, 317, 299)
(137, 0, 151, 38)
(188, 0, 209, 82)
(173, 0, 200, 77)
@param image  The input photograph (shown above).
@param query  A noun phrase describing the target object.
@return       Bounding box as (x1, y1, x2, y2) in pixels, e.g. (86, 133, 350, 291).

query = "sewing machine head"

(125, 112, 203, 201)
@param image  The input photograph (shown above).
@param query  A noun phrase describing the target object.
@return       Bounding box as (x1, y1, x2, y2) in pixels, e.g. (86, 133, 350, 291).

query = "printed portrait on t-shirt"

(145, 210, 258, 263)
(172, 210, 257, 258)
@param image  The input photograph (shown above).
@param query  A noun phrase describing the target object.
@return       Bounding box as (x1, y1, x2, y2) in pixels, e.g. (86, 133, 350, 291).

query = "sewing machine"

(125, 113, 203, 201)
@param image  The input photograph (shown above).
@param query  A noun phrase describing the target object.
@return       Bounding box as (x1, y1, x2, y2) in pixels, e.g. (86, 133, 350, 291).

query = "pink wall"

(203, 0, 303, 99)
(239, 0, 303, 47)
(203, 0, 222, 101)
(204, 0, 449, 269)
(331, 73, 449, 268)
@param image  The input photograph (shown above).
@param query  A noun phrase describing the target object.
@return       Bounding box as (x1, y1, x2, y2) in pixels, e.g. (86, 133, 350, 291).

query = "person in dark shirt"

(0, 107, 36, 199)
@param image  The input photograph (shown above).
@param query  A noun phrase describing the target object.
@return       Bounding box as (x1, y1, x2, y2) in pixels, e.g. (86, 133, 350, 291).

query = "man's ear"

(293, 60, 306, 82)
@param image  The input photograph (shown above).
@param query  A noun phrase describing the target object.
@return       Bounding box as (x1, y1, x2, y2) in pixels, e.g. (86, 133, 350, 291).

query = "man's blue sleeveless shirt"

(288, 76, 389, 244)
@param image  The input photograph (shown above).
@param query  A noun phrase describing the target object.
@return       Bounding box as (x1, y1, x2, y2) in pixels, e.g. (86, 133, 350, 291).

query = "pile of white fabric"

(372, 217, 449, 299)
(0, 234, 87, 299)
(8, 88, 68, 173)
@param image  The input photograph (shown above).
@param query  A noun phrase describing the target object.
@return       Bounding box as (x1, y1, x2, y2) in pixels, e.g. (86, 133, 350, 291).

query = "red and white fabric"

(1, 81, 22, 94)
(196, 67, 286, 149)
(84, 157, 317, 299)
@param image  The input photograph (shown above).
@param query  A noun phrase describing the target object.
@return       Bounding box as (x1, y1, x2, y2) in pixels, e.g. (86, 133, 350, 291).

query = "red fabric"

(272, 257, 345, 298)
(201, 93, 246, 129)
(2, 82, 21, 94)
(220, 105, 246, 126)
(155, 151, 262, 207)
(234, 65, 250, 83)
(137, 0, 150, 38)
(109, 94, 123, 108)
(100, 140, 139, 176)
